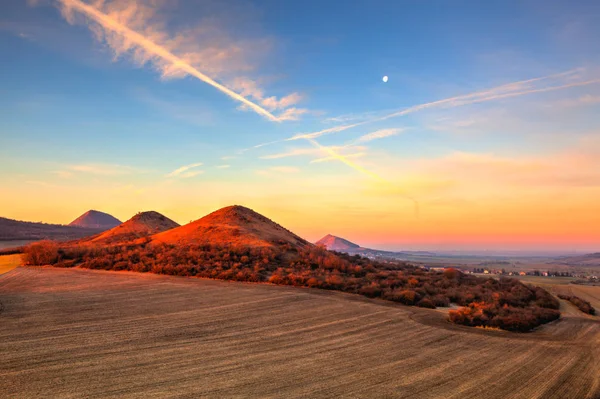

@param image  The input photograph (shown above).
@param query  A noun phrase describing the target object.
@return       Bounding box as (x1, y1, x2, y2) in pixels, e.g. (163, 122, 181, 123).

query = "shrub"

(23, 240, 59, 266)
(417, 298, 436, 309)
(43, 241, 561, 332)
(558, 294, 596, 315)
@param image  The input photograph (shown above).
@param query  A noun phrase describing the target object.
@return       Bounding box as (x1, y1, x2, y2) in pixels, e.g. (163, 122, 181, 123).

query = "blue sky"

(1, 0, 600, 251)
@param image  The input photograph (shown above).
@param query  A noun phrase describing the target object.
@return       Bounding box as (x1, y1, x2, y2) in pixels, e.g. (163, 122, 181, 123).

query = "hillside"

(0, 216, 103, 241)
(556, 253, 600, 266)
(152, 205, 309, 248)
(69, 210, 121, 230)
(86, 211, 179, 244)
(316, 234, 360, 251)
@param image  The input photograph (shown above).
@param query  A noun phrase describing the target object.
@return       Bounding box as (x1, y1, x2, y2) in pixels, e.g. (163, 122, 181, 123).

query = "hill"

(316, 234, 360, 251)
(69, 210, 121, 230)
(556, 252, 600, 266)
(86, 211, 179, 244)
(0, 216, 104, 242)
(152, 205, 309, 248)
(314, 234, 440, 261)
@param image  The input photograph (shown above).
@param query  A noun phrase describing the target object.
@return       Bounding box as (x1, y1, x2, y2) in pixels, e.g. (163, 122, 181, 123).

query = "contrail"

(283, 69, 596, 142)
(306, 138, 385, 182)
(306, 138, 420, 217)
(56, 0, 279, 121)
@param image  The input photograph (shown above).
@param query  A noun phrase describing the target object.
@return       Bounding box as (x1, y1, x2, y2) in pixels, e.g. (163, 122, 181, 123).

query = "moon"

(382, 75, 388, 83)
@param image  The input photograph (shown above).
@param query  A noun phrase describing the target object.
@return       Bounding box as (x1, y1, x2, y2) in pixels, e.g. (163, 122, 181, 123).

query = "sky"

(1, 0, 600, 253)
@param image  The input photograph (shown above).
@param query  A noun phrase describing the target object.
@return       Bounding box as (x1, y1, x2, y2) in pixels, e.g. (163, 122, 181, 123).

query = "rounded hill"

(151, 205, 309, 248)
(89, 211, 179, 244)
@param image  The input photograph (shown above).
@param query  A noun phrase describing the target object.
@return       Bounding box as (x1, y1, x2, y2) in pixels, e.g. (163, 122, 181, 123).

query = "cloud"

(310, 152, 365, 164)
(260, 148, 319, 159)
(51, 170, 74, 179)
(355, 128, 403, 143)
(216, 164, 230, 169)
(26, 180, 56, 187)
(288, 122, 364, 141)
(552, 94, 600, 108)
(255, 166, 300, 176)
(66, 163, 139, 176)
(166, 162, 203, 177)
(269, 166, 300, 173)
(261, 92, 303, 110)
(179, 170, 204, 178)
(228, 78, 308, 120)
(52, 0, 306, 121)
(260, 145, 365, 160)
(282, 68, 600, 142)
(276, 107, 310, 121)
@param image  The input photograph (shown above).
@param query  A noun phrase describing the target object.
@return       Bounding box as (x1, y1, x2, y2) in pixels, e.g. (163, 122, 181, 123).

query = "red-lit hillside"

(152, 205, 309, 248)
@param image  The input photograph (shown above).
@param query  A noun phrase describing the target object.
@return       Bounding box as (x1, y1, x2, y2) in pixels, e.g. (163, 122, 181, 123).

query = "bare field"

(1, 267, 599, 399)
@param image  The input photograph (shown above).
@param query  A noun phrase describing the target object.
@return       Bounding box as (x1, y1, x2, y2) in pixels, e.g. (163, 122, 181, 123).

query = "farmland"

(1, 267, 599, 398)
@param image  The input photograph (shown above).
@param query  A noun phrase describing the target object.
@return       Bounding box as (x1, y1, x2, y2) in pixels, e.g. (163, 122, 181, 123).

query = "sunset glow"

(1, 0, 599, 252)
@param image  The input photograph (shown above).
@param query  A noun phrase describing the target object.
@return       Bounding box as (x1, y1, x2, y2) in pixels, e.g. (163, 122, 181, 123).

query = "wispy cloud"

(281, 68, 600, 142)
(354, 128, 403, 143)
(277, 107, 311, 121)
(166, 162, 203, 177)
(260, 148, 319, 160)
(551, 94, 600, 108)
(65, 163, 140, 176)
(26, 180, 56, 187)
(260, 145, 365, 160)
(289, 122, 364, 141)
(261, 93, 303, 110)
(269, 166, 300, 173)
(256, 166, 300, 176)
(310, 152, 365, 164)
(179, 170, 204, 178)
(216, 164, 231, 169)
(51, 170, 74, 179)
(52, 0, 305, 121)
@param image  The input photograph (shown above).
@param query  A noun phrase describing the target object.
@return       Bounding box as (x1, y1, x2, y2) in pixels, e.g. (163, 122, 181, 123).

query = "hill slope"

(556, 253, 600, 266)
(152, 205, 309, 248)
(0, 216, 104, 241)
(316, 234, 360, 251)
(87, 211, 179, 244)
(69, 210, 121, 230)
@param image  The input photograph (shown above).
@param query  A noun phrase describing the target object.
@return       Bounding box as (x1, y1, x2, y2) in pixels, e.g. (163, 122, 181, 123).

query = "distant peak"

(69, 210, 121, 230)
(316, 234, 360, 250)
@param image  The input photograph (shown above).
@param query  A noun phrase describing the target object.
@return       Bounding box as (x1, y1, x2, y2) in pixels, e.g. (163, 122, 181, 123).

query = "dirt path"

(1, 267, 599, 398)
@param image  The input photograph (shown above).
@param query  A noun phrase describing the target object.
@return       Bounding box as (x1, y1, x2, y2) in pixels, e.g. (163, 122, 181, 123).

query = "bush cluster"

(557, 294, 596, 315)
(25, 241, 562, 332)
